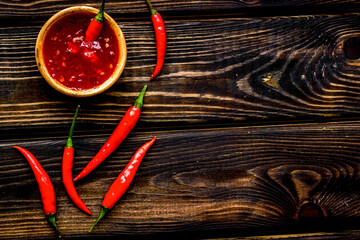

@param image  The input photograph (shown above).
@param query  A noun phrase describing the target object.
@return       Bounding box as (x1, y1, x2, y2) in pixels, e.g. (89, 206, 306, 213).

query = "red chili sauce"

(42, 12, 119, 91)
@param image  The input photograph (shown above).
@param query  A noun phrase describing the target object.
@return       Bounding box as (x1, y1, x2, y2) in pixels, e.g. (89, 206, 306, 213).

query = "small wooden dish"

(35, 6, 127, 97)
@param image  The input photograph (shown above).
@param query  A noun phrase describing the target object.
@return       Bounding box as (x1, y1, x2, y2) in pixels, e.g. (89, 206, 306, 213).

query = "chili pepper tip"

(89, 206, 110, 232)
(133, 85, 147, 110)
(73, 175, 80, 182)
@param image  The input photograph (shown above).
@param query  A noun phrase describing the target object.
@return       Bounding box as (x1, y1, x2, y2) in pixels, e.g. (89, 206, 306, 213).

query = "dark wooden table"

(1, 1, 360, 239)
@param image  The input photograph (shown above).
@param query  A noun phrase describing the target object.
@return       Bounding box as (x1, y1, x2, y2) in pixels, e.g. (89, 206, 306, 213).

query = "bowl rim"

(35, 6, 127, 97)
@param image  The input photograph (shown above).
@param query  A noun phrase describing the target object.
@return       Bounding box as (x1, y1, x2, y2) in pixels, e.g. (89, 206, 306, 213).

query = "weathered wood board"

(1, 122, 360, 239)
(1, 14, 360, 134)
(0, 0, 360, 19)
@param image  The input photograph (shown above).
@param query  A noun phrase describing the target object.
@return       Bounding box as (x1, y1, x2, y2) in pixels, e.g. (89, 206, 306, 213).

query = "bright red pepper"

(89, 136, 156, 232)
(85, 0, 105, 41)
(13, 146, 60, 239)
(146, 0, 166, 80)
(73, 85, 148, 181)
(62, 105, 92, 215)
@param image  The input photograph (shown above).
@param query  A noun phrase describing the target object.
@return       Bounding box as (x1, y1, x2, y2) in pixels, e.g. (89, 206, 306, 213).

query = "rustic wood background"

(0, 0, 360, 239)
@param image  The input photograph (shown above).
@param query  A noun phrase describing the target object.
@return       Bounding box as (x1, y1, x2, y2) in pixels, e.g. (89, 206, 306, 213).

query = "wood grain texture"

(217, 230, 360, 240)
(1, 14, 360, 134)
(1, 121, 359, 239)
(0, 0, 360, 19)
(2, 0, 360, 239)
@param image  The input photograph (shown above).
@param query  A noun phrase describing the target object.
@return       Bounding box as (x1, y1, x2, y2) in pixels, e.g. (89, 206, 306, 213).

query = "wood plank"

(0, 0, 360, 19)
(0, 121, 359, 239)
(1, 14, 360, 133)
(213, 230, 360, 240)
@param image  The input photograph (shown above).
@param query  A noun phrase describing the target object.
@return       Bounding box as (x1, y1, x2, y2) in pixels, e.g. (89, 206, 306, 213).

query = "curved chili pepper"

(146, 0, 166, 80)
(13, 146, 61, 239)
(85, 0, 105, 41)
(62, 105, 92, 215)
(73, 85, 148, 181)
(89, 136, 156, 232)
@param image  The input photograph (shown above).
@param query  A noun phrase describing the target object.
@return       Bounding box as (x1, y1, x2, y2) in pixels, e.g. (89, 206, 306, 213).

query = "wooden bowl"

(35, 6, 127, 97)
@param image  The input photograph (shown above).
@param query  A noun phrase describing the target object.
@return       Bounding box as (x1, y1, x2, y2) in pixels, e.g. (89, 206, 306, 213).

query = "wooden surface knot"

(298, 202, 326, 222)
(290, 169, 322, 202)
(343, 37, 360, 60)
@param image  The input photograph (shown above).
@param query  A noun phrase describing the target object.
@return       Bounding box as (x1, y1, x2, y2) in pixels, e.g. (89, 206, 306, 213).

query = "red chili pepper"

(146, 0, 166, 80)
(89, 136, 156, 232)
(13, 146, 61, 239)
(73, 85, 148, 181)
(85, 0, 105, 41)
(62, 105, 92, 215)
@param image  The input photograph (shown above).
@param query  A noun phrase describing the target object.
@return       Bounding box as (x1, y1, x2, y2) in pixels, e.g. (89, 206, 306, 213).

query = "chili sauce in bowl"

(36, 7, 127, 97)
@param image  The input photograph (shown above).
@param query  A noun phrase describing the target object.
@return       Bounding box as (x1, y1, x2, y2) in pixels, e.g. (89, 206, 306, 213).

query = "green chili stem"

(94, 0, 105, 23)
(133, 85, 147, 110)
(89, 206, 110, 232)
(145, 0, 158, 16)
(46, 213, 61, 239)
(65, 105, 80, 148)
